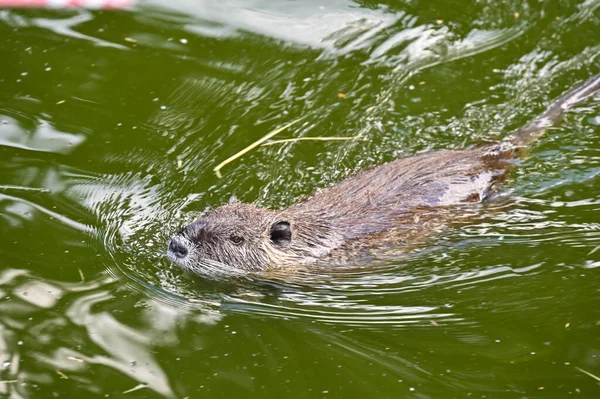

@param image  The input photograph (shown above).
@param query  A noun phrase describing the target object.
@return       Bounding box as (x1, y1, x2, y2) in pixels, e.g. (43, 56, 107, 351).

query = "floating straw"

(213, 116, 307, 178)
(576, 367, 600, 383)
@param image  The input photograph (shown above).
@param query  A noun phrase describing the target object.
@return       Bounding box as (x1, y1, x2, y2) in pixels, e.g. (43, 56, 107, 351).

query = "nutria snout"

(168, 236, 188, 259)
(168, 73, 600, 279)
(168, 202, 342, 275)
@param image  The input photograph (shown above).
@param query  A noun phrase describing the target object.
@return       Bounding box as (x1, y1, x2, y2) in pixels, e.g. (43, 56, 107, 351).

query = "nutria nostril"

(168, 238, 188, 259)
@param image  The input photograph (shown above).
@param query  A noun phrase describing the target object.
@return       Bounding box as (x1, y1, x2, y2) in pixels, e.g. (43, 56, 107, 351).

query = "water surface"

(1, 0, 600, 397)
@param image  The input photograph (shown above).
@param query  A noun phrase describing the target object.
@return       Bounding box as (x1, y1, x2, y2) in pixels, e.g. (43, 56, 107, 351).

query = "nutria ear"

(270, 221, 291, 245)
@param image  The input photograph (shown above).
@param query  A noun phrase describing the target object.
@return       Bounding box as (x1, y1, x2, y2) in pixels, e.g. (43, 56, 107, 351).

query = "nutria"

(168, 73, 600, 278)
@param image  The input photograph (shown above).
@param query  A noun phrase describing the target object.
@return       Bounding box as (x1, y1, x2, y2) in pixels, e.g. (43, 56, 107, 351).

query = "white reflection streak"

(147, 0, 397, 49)
(65, 291, 175, 398)
(0, 194, 91, 233)
(13, 280, 63, 309)
(31, 11, 128, 49)
(0, 117, 86, 155)
(0, 326, 22, 398)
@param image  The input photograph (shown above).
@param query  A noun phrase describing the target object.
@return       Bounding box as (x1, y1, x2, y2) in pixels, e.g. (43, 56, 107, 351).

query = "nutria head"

(167, 202, 343, 278)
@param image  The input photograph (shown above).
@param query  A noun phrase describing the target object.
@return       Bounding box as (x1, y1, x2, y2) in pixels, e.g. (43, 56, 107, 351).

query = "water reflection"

(0, 268, 222, 397)
(0, 115, 85, 155)
(1, 0, 599, 397)
(11, 0, 595, 332)
(146, 0, 400, 50)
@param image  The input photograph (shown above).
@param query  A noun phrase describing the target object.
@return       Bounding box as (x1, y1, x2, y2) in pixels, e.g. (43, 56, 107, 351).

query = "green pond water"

(1, 0, 600, 397)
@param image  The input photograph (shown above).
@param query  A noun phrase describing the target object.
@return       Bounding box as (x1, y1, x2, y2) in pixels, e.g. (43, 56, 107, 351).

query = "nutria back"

(167, 73, 600, 279)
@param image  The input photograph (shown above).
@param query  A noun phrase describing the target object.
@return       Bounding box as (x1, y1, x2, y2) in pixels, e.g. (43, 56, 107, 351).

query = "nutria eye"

(230, 234, 244, 244)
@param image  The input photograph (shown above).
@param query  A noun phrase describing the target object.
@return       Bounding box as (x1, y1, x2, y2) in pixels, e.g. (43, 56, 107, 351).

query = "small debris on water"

(430, 320, 439, 326)
(68, 356, 84, 363)
(337, 93, 345, 99)
(56, 100, 65, 105)
(514, 12, 520, 18)
(436, 19, 443, 24)
(565, 322, 570, 328)
(180, 38, 188, 44)
(56, 370, 68, 379)
(124, 37, 138, 43)
(78, 268, 85, 282)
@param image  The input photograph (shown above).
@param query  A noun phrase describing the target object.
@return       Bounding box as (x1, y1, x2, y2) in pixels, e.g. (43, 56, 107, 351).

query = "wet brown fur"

(168, 73, 600, 278)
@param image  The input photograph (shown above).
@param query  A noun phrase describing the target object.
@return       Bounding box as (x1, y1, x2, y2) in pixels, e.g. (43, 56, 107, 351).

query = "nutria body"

(168, 73, 600, 278)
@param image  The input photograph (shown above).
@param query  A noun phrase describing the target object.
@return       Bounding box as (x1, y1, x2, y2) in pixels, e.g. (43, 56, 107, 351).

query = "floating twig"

(576, 367, 600, 382)
(213, 116, 307, 178)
